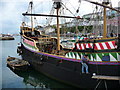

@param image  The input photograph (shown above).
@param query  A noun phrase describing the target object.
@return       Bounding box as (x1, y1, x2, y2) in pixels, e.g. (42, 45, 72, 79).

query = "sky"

(0, 0, 119, 34)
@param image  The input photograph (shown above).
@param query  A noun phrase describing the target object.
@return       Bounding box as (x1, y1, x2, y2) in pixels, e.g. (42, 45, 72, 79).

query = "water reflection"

(7, 65, 73, 89)
(2, 36, 74, 89)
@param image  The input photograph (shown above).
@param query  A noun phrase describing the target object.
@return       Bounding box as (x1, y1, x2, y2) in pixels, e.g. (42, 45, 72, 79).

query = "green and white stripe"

(65, 52, 120, 61)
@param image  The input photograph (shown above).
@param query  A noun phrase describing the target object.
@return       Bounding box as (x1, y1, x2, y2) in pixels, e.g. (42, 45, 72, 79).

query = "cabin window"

(102, 56, 110, 61)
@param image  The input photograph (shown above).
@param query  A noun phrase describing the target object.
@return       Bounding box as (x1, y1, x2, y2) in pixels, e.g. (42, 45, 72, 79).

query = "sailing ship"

(20, 0, 120, 88)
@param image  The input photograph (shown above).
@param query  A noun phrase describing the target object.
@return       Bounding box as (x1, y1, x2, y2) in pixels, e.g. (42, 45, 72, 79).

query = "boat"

(7, 56, 30, 70)
(20, 0, 120, 89)
(0, 34, 14, 40)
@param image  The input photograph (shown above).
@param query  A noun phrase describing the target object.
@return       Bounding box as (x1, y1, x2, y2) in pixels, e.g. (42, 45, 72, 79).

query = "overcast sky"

(0, 0, 119, 34)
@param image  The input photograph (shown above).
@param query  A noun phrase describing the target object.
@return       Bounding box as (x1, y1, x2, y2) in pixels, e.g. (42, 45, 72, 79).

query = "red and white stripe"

(94, 41, 116, 50)
(76, 41, 116, 50)
(86, 43, 93, 48)
(76, 43, 93, 50)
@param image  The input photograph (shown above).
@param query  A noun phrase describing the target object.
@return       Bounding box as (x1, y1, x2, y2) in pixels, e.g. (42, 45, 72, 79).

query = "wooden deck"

(92, 75, 120, 80)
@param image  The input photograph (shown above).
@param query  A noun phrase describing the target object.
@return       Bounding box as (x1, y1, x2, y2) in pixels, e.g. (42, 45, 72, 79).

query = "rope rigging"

(46, 2, 55, 26)
(23, 1, 35, 28)
(76, 0, 81, 14)
(44, 0, 83, 37)
(61, 2, 76, 17)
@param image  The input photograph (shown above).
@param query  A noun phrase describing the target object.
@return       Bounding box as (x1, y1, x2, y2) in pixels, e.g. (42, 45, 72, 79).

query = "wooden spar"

(30, 1, 34, 33)
(103, 7, 107, 38)
(83, 0, 120, 13)
(57, 8, 60, 51)
(92, 75, 120, 80)
(22, 13, 82, 19)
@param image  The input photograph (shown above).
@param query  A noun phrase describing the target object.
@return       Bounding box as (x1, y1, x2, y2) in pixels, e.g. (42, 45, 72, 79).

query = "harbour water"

(1, 36, 74, 89)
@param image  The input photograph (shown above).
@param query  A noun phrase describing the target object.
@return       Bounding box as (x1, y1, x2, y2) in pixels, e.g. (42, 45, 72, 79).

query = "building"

(64, 6, 120, 36)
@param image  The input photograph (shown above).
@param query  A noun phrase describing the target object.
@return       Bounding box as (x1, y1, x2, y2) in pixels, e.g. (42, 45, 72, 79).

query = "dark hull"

(21, 45, 120, 89)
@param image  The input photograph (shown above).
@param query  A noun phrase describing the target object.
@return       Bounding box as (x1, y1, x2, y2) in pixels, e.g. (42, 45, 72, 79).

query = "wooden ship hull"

(20, 33, 120, 88)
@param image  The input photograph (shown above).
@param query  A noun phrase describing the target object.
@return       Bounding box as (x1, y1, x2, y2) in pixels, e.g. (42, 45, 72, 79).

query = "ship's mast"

(30, 1, 34, 35)
(102, 0, 110, 38)
(53, 0, 62, 51)
(56, 8, 60, 51)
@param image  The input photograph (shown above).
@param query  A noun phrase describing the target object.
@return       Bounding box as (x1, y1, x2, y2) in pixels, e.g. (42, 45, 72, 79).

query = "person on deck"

(81, 55, 89, 74)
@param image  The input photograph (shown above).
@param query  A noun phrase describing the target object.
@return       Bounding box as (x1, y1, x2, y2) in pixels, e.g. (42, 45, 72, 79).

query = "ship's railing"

(22, 35, 39, 51)
(36, 38, 53, 45)
(35, 37, 57, 51)
(75, 37, 118, 51)
(20, 26, 32, 32)
(65, 37, 120, 62)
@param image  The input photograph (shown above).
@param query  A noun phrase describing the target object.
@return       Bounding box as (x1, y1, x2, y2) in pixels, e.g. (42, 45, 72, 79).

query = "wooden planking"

(92, 75, 120, 80)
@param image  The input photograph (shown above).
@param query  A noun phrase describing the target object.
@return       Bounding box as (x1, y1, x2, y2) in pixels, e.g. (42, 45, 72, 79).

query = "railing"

(22, 35, 39, 50)
(75, 37, 118, 51)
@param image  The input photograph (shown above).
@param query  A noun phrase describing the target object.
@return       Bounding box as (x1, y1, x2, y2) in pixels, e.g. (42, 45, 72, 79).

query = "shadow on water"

(7, 65, 74, 89)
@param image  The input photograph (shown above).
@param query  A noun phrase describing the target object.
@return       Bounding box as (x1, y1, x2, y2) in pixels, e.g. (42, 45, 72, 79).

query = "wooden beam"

(92, 75, 120, 80)
(22, 13, 82, 19)
(103, 7, 107, 38)
(56, 8, 60, 51)
(83, 0, 120, 13)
